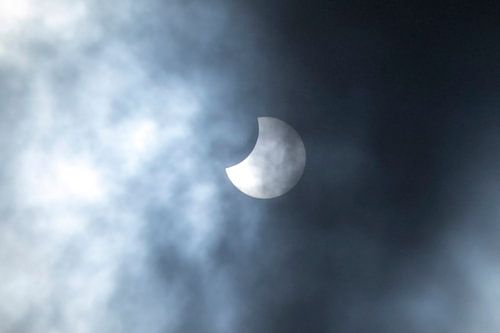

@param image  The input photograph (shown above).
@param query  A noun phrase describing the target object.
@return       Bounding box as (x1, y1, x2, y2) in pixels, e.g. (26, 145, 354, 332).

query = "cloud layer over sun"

(2, 1, 500, 333)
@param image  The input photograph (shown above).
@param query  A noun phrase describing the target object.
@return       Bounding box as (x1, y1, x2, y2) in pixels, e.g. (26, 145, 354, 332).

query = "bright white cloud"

(0, 0, 260, 332)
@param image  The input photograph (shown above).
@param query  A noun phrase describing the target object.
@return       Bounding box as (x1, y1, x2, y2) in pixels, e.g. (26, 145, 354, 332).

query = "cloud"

(3, 1, 500, 332)
(0, 1, 264, 332)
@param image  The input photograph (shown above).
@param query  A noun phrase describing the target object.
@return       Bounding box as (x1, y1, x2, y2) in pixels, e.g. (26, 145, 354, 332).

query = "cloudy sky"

(1, 0, 500, 332)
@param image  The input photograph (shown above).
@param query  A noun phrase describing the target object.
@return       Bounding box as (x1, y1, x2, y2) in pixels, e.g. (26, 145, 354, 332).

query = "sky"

(1, 0, 500, 332)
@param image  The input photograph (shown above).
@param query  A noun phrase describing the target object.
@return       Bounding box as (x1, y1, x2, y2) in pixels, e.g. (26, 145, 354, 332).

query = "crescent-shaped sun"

(225, 117, 306, 199)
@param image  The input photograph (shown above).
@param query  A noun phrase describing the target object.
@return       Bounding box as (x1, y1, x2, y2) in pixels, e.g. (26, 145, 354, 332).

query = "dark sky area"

(212, 1, 500, 331)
